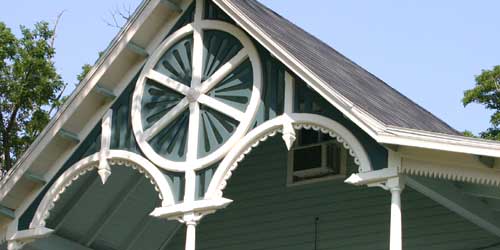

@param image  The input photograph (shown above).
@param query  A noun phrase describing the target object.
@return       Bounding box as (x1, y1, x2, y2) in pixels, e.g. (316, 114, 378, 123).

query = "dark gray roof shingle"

(228, 0, 459, 135)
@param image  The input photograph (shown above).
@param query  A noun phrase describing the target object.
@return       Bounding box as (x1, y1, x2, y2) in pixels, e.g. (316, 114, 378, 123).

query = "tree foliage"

(0, 21, 65, 172)
(463, 65, 500, 140)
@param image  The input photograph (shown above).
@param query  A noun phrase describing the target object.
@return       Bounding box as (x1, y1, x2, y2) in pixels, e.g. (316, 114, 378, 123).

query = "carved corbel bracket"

(98, 110, 113, 184)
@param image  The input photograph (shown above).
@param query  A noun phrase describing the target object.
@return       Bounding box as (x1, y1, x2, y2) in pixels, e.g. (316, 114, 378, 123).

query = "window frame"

(287, 131, 347, 186)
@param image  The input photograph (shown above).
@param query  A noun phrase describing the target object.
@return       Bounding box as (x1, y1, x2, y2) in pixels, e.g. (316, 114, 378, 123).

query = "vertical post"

(185, 221, 197, 250)
(182, 213, 201, 250)
(386, 177, 405, 250)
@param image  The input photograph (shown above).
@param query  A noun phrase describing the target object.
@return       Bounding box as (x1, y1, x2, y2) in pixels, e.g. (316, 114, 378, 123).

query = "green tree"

(463, 65, 500, 140)
(0, 21, 66, 172)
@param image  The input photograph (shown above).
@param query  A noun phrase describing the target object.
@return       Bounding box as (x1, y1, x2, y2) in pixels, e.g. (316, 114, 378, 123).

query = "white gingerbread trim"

(400, 158, 500, 187)
(29, 150, 176, 229)
(132, 18, 263, 172)
(205, 113, 373, 199)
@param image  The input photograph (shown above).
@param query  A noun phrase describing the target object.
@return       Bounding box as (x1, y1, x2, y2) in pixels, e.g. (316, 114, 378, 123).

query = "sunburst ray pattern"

(206, 59, 253, 112)
(154, 36, 193, 86)
(202, 30, 243, 82)
(198, 105, 239, 157)
(149, 110, 190, 161)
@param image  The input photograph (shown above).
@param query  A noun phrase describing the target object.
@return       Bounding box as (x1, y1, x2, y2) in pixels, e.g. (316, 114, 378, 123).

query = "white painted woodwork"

(132, 15, 263, 172)
(145, 70, 191, 95)
(281, 72, 296, 151)
(196, 94, 245, 121)
(143, 98, 190, 141)
(401, 157, 500, 187)
(387, 177, 405, 250)
(344, 168, 398, 186)
(206, 113, 373, 199)
(30, 150, 176, 229)
(9, 228, 53, 242)
(185, 222, 196, 250)
(198, 49, 248, 93)
(8, 227, 54, 250)
(150, 198, 233, 220)
(98, 110, 113, 184)
(283, 71, 294, 114)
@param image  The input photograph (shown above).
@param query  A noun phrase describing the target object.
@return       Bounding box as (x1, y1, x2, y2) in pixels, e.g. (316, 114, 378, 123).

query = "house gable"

(16, 0, 386, 233)
(1, 1, 500, 249)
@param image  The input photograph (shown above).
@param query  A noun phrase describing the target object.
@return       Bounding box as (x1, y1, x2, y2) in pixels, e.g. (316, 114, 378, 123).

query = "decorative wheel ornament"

(132, 19, 262, 172)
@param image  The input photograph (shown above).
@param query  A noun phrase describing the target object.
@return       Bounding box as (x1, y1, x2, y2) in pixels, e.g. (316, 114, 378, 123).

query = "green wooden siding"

(167, 137, 500, 250)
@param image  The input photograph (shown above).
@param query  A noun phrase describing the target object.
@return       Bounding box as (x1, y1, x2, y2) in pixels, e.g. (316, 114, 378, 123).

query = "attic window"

(287, 129, 347, 185)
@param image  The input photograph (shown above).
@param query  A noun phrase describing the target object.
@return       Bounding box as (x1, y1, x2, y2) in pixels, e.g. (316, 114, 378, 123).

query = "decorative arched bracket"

(205, 113, 373, 200)
(29, 150, 176, 229)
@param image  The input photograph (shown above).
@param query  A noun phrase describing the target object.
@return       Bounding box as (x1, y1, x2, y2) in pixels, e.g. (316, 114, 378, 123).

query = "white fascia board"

(380, 126, 500, 158)
(212, 0, 500, 160)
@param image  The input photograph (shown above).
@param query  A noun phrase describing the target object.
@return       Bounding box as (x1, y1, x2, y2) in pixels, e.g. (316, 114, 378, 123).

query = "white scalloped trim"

(38, 159, 164, 228)
(215, 124, 365, 197)
(293, 124, 362, 168)
(39, 164, 97, 227)
(205, 113, 373, 199)
(216, 129, 281, 196)
(400, 163, 500, 187)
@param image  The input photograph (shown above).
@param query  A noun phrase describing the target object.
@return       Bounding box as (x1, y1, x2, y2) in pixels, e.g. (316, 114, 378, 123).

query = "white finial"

(281, 117, 296, 151)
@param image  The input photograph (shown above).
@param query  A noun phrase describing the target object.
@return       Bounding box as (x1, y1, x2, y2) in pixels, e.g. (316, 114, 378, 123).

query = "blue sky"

(1, 0, 499, 134)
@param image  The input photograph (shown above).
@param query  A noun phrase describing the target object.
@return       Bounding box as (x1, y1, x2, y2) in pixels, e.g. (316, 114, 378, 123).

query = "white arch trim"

(30, 150, 175, 229)
(205, 113, 373, 199)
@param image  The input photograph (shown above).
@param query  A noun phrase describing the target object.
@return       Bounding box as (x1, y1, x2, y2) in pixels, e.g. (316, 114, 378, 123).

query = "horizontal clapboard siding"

(167, 137, 500, 250)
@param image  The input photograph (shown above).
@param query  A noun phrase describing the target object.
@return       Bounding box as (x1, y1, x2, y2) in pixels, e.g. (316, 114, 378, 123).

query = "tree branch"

(50, 10, 67, 48)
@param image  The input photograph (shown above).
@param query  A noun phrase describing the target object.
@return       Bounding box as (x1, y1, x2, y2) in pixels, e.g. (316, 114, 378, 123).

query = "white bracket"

(8, 227, 54, 250)
(344, 167, 398, 186)
(150, 198, 233, 221)
(344, 165, 405, 250)
(98, 110, 113, 184)
(281, 116, 296, 151)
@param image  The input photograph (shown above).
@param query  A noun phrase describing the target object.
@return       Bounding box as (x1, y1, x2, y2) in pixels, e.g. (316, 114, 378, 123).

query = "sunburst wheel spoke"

(143, 98, 189, 141)
(145, 69, 191, 95)
(197, 94, 244, 122)
(149, 110, 190, 160)
(206, 59, 253, 112)
(199, 49, 247, 94)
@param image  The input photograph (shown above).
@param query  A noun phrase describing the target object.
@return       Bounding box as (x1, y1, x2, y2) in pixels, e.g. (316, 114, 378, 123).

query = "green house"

(1, 0, 500, 250)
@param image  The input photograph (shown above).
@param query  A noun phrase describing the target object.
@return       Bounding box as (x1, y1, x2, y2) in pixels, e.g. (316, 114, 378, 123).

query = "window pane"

(293, 145, 322, 171)
(298, 129, 319, 146)
(326, 144, 341, 175)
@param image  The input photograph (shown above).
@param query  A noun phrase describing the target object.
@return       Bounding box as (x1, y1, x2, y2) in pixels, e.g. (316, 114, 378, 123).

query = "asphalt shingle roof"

(228, 0, 459, 135)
